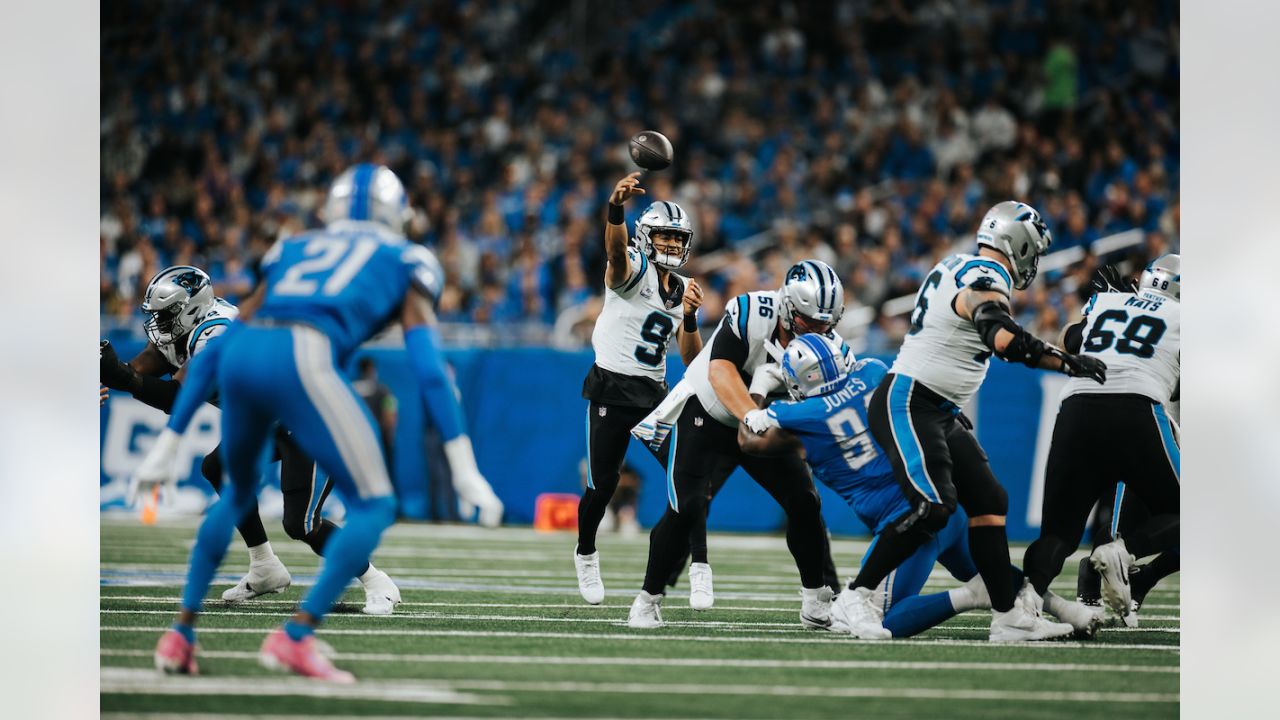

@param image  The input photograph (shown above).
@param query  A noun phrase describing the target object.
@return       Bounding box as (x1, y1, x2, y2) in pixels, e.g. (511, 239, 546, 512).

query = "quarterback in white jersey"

(575, 172, 704, 606)
(1024, 255, 1181, 626)
(851, 201, 1107, 643)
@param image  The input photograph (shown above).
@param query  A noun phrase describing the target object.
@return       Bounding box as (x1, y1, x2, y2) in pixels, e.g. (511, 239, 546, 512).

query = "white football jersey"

(687, 290, 857, 427)
(1062, 290, 1180, 403)
(891, 253, 1014, 407)
(157, 297, 239, 370)
(591, 246, 688, 382)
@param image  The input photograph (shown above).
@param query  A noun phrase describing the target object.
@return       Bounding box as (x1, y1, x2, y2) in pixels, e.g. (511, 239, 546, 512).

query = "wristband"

(607, 203, 625, 225)
(683, 312, 698, 333)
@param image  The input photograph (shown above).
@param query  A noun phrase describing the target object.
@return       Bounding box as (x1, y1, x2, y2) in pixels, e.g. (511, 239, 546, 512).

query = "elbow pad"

(972, 301, 1047, 368)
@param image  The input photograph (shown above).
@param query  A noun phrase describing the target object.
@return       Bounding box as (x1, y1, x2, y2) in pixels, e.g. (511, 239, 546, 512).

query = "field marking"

(103, 715, 704, 720)
(101, 625, 1179, 652)
(99, 667, 502, 705)
(102, 648, 1178, 674)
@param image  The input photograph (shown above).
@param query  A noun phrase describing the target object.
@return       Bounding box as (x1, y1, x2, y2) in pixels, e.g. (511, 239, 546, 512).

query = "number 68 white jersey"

(1062, 290, 1180, 403)
(591, 246, 688, 382)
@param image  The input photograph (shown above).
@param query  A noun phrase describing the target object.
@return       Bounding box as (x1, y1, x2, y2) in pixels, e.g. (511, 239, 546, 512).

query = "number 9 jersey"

(1063, 289, 1180, 404)
(590, 245, 688, 384)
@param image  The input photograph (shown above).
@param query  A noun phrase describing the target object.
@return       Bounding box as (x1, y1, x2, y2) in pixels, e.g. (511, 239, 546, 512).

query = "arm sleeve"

(610, 246, 649, 297)
(404, 323, 465, 442)
(166, 323, 235, 433)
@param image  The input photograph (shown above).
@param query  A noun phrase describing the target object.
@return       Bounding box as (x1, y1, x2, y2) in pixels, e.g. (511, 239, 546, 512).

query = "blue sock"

(882, 592, 957, 638)
(284, 620, 315, 642)
(299, 496, 396, 620)
(170, 623, 196, 644)
(182, 486, 256, 612)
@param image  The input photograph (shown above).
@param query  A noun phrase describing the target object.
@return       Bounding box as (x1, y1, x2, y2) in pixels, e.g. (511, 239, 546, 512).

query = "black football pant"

(1024, 394, 1180, 595)
(578, 402, 666, 555)
(640, 396, 839, 596)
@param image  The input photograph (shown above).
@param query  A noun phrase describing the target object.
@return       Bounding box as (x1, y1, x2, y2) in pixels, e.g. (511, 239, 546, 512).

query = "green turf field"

(100, 518, 1178, 719)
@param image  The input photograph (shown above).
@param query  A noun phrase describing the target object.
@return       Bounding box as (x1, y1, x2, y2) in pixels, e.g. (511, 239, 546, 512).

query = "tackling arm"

(100, 341, 181, 413)
(737, 395, 802, 456)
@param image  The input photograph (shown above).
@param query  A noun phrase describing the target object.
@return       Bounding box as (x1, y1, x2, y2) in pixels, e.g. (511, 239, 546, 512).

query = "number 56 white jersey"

(1062, 290, 1180, 404)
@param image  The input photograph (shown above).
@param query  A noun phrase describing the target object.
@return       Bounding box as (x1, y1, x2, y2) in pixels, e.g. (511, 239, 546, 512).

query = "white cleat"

(799, 586, 834, 629)
(360, 568, 401, 616)
(688, 563, 714, 611)
(1090, 539, 1136, 622)
(951, 574, 992, 611)
(221, 558, 292, 603)
(574, 547, 605, 605)
(829, 587, 892, 639)
(989, 603, 1075, 642)
(1043, 590, 1104, 639)
(627, 591, 664, 629)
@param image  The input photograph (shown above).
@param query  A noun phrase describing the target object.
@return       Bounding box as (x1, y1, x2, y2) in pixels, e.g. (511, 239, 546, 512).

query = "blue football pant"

(865, 510, 979, 638)
(182, 326, 396, 618)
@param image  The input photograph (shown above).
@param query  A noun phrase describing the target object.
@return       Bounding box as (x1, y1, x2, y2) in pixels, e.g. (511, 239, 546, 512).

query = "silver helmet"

(635, 201, 694, 270)
(141, 266, 215, 347)
(779, 259, 844, 334)
(1140, 253, 1180, 301)
(781, 333, 848, 400)
(322, 163, 412, 232)
(975, 201, 1053, 290)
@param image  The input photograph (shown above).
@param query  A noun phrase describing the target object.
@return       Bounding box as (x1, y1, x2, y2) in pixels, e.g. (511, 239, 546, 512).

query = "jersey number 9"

(634, 311, 675, 367)
(826, 407, 879, 471)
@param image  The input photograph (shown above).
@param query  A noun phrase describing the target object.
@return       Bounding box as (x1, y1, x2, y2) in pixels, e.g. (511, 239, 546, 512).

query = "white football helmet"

(322, 163, 412, 233)
(779, 260, 844, 334)
(635, 201, 694, 270)
(781, 333, 848, 400)
(975, 201, 1053, 290)
(141, 266, 215, 347)
(1140, 253, 1180, 301)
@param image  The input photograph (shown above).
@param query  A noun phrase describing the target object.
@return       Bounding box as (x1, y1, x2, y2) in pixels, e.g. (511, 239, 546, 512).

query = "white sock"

(638, 590, 663, 603)
(248, 542, 275, 565)
(358, 563, 381, 585)
(948, 585, 977, 612)
(1042, 591, 1069, 618)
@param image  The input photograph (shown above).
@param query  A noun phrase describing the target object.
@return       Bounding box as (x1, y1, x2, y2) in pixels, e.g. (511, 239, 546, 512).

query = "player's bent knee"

(281, 514, 307, 541)
(200, 452, 222, 490)
(892, 501, 951, 536)
(786, 488, 822, 518)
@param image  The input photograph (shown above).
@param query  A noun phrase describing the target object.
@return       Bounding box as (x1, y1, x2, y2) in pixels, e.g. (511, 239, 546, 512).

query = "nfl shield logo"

(694, 417, 704, 427)
(598, 407, 607, 417)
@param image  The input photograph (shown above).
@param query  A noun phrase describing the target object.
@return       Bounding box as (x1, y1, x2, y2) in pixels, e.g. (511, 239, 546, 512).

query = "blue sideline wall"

(99, 340, 1071, 541)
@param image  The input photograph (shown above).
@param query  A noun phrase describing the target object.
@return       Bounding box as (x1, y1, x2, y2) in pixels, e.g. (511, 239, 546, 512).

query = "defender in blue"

(739, 333, 990, 638)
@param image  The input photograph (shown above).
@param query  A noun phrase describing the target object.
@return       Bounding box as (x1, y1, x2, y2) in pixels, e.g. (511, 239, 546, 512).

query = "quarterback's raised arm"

(604, 172, 645, 289)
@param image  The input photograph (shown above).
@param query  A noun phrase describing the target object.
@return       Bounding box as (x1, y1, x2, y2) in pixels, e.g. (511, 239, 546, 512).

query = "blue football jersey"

(767, 358, 909, 532)
(256, 223, 443, 360)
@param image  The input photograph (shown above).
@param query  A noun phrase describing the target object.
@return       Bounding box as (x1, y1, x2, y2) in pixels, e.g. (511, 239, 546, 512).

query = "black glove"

(1089, 264, 1136, 295)
(100, 339, 137, 390)
(1055, 349, 1107, 384)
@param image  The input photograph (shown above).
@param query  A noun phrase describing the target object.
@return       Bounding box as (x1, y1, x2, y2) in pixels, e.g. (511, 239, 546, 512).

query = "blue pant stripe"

(1110, 482, 1126, 539)
(886, 376, 941, 503)
(584, 406, 594, 490)
(1151, 404, 1180, 481)
(666, 425, 679, 512)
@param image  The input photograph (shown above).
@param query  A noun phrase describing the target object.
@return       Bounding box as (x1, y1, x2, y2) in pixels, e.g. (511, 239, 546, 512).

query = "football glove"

(444, 436, 504, 528)
(742, 408, 777, 435)
(1048, 347, 1108, 384)
(100, 339, 137, 390)
(1089, 264, 1137, 295)
(748, 363, 786, 397)
(130, 428, 182, 506)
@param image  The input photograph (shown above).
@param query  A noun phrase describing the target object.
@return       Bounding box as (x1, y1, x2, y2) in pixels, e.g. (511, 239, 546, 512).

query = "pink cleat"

(154, 629, 198, 675)
(258, 629, 355, 683)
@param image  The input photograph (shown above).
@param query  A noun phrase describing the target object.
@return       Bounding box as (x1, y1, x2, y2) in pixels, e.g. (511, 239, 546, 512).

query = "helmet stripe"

(799, 334, 838, 385)
(824, 263, 838, 309)
(804, 260, 827, 312)
(350, 164, 376, 220)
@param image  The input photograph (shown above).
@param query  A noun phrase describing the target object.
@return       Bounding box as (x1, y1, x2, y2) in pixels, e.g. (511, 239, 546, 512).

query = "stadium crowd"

(100, 0, 1179, 353)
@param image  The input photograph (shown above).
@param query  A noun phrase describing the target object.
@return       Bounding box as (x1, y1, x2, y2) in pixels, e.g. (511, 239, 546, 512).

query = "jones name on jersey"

(1063, 289, 1179, 403)
(891, 253, 1014, 407)
(686, 291, 856, 427)
(157, 297, 239, 371)
(591, 245, 688, 382)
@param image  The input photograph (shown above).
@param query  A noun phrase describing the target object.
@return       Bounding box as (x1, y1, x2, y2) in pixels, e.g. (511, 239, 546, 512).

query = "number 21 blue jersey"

(256, 221, 443, 361)
(766, 358, 910, 533)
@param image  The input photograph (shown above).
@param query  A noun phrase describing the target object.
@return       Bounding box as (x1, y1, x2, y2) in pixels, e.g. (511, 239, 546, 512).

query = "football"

(629, 130, 674, 170)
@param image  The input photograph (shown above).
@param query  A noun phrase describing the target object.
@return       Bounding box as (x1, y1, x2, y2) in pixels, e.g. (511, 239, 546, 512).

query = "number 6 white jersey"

(1062, 290, 1180, 404)
(591, 245, 688, 382)
(686, 290, 857, 427)
(890, 253, 1015, 407)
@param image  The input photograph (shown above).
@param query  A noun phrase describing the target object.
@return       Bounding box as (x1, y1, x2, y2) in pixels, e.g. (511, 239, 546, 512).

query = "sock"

(170, 622, 196, 644)
(882, 593, 957, 638)
(358, 563, 380, 584)
(248, 541, 276, 564)
(283, 619, 314, 642)
(299, 497, 396, 619)
(947, 584, 980, 613)
(577, 488, 607, 556)
(967, 525, 1017, 612)
(1133, 549, 1180, 600)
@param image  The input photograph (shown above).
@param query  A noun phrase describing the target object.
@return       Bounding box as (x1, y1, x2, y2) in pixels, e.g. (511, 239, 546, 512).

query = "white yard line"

(100, 625, 1179, 652)
(102, 647, 1179, 674)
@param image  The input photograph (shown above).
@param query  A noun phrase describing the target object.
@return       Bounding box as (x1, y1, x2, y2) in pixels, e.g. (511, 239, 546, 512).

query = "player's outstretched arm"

(100, 340, 184, 412)
(957, 288, 1106, 384)
(677, 278, 704, 363)
(737, 395, 801, 456)
(604, 172, 644, 289)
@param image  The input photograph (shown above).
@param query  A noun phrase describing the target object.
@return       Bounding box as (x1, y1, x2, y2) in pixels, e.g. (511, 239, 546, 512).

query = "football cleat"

(1076, 556, 1102, 605)
(1090, 539, 1135, 622)
(800, 586, 834, 629)
(627, 591, 665, 629)
(829, 587, 891, 640)
(359, 568, 401, 616)
(221, 557, 292, 603)
(989, 603, 1075, 643)
(259, 629, 355, 683)
(154, 629, 198, 675)
(574, 547, 605, 605)
(688, 563, 714, 611)
(1043, 590, 1104, 640)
